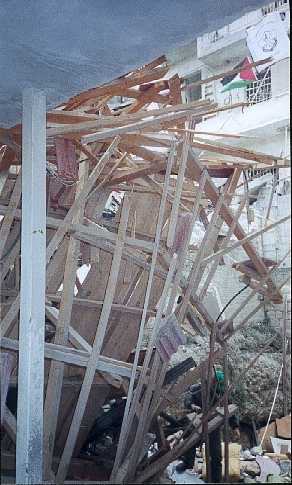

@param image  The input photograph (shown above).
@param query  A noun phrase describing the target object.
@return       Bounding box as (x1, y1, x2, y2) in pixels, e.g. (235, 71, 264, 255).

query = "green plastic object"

(214, 369, 225, 394)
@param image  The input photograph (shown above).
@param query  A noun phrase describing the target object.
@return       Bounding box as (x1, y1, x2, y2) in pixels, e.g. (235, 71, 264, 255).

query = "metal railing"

(262, 0, 289, 16)
(246, 67, 272, 105)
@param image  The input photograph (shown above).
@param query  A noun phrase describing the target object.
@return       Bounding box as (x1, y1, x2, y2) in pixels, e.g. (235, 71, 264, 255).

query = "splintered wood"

(0, 55, 290, 483)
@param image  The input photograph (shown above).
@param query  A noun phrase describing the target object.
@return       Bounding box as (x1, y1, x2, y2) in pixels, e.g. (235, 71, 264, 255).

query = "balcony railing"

(262, 0, 289, 16)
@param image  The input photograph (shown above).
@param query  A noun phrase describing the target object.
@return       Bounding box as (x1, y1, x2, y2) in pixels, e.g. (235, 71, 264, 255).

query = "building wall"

(168, 0, 291, 332)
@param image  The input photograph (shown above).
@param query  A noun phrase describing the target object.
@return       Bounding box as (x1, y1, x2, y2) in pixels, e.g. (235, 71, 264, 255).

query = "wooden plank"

(167, 131, 190, 248)
(1, 336, 143, 379)
(0, 223, 20, 285)
(0, 171, 21, 259)
(131, 175, 210, 448)
(70, 221, 154, 252)
(124, 83, 168, 114)
(105, 161, 167, 185)
(199, 196, 247, 300)
(47, 99, 211, 137)
(80, 104, 250, 144)
(223, 343, 230, 482)
(192, 138, 279, 165)
(56, 195, 131, 483)
(3, 406, 17, 443)
(46, 294, 156, 317)
(178, 186, 228, 321)
(202, 215, 291, 265)
(181, 57, 272, 89)
(133, 405, 237, 484)
(43, 160, 89, 478)
(0, 171, 9, 196)
(111, 145, 175, 477)
(187, 151, 282, 301)
(46, 136, 120, 263)
(189, 169, 242, 294)
(65, 66, 169, 109)
(122, 353, 163, 482)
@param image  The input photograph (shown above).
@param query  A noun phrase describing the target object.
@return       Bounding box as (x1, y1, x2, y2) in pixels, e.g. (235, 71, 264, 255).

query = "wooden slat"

(0, 171, 21, 259)
(43, 160, 88, 478)
(65, 66, 169, 109)
(111, 144, 175, 477)
(167, 131, 190, 247)
(56, 195, 131, 483)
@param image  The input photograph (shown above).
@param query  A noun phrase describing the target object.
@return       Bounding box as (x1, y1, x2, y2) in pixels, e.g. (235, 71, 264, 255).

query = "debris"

(271, 437, 291, 454)
(0, 353, 14, 424)
(258, 423, 277, 452)
(251, 445, 264, 456)
(241, 460, 261, 477)
(256, 455, 281, 483)
(222, 443, 241, 482)
(0, 47, 290, 484)
(276, 415, 291, 440)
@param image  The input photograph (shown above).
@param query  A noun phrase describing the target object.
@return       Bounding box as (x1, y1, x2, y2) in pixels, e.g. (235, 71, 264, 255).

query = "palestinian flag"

(221, 57, 257, 92)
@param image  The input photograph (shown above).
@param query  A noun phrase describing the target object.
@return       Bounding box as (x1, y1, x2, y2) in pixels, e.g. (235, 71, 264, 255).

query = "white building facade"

(166, 0, 291, 326)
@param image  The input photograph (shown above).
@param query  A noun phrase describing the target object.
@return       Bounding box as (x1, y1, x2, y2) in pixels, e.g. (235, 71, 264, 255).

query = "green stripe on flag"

(221, 79, 250, 93)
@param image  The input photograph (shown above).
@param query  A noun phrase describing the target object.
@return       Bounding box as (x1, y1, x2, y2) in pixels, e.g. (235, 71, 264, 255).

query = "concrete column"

(16, 88, 46, 484)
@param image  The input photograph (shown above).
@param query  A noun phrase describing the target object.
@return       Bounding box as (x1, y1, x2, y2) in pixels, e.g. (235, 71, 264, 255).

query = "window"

(184, 72, 202, 103)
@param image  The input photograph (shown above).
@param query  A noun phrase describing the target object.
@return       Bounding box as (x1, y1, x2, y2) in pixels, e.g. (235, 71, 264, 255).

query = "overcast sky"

(0, 0, 268, 126)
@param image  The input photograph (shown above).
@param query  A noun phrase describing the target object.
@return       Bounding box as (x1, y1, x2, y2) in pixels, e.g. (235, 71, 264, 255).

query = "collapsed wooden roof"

(0, 55, 290, 483)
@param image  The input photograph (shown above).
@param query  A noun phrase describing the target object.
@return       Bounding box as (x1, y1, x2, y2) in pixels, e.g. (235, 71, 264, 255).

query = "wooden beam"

(112, 145, 176, 479)
(56, 195, 131, 482)
(0, 171, 21, 259)
(181, 57, 272, 89)
(1, 337, 142, 379)
(43, 160, 88, 478)
(167, 131, 190, 247)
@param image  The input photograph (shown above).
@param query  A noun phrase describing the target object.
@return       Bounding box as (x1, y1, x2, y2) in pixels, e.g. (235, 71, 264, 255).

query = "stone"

(276, 415, 291, 439)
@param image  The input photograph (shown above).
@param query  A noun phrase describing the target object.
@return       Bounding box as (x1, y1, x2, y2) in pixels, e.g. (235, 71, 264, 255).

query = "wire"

(216, 284, 249, 322)
(260, 363, 283, 447)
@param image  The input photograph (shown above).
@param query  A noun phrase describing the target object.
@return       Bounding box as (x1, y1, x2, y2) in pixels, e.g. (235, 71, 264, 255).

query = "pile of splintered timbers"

(0, 55, 290, 483)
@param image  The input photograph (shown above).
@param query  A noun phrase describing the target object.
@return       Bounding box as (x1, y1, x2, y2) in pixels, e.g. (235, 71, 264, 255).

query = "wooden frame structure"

(0, 55, 290, 483)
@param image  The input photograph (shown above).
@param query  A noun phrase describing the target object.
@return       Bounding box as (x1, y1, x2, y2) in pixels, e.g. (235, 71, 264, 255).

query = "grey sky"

(0, 0, 268, 126)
